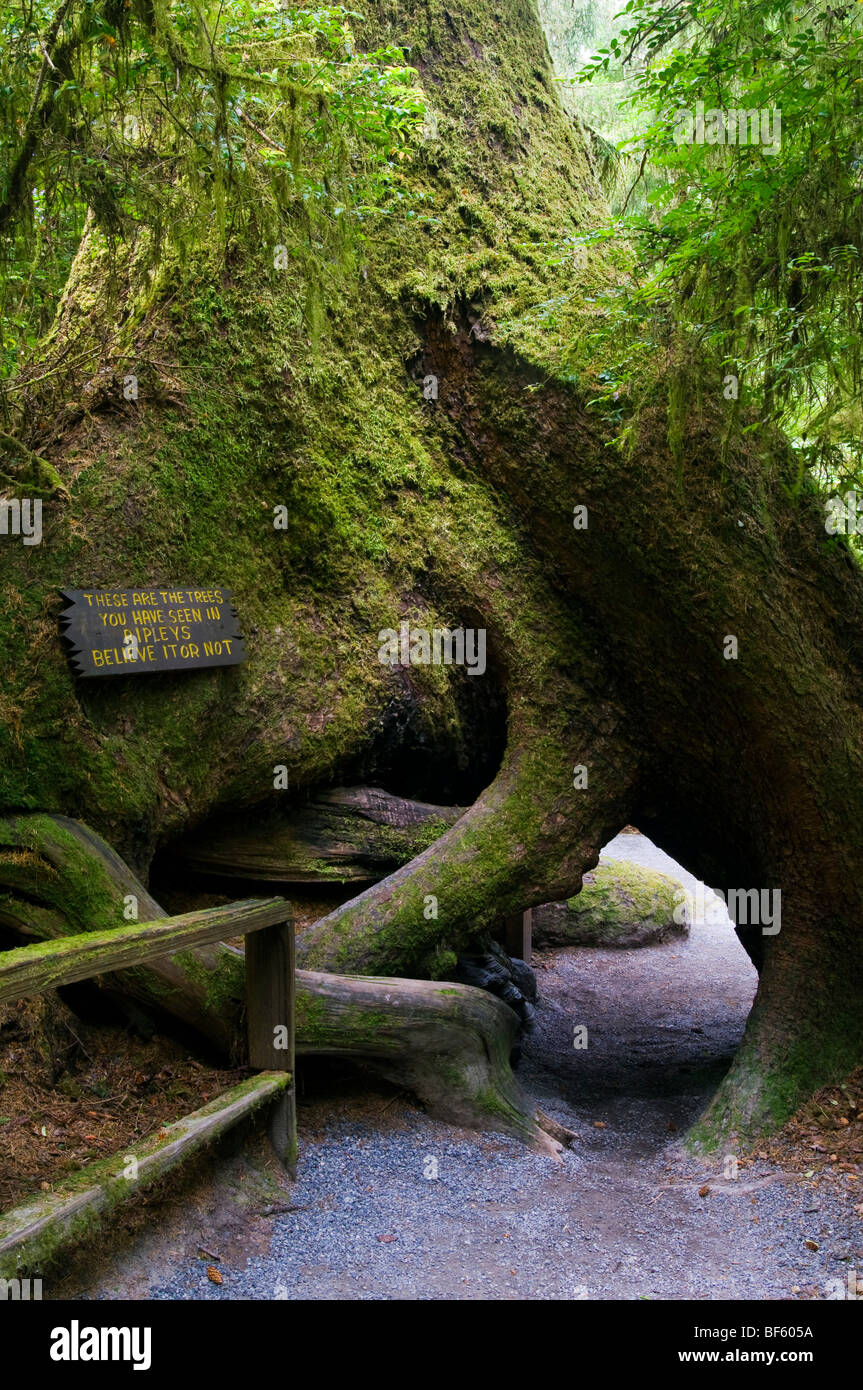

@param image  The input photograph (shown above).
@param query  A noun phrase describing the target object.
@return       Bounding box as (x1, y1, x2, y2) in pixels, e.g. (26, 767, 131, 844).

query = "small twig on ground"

(379, 1091, 407, 1114)
(61, 1017, 93, 1062)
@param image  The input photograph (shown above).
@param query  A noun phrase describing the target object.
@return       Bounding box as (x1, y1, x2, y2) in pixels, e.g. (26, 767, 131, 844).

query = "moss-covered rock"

(532, 858, 690, 948)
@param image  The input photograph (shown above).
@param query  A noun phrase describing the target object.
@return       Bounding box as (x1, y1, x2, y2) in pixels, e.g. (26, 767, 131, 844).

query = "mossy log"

(0, 813, 556, 1150)
(294, 718, 636, 978)
(0, 1072, 291, 1279)
(0, 814, 245, 1051)
(295, 968, 556, 1147)
(173, 786, 464, 884)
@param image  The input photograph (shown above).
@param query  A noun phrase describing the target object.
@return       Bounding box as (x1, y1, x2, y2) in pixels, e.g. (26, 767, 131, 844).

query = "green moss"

(0, 816, 127, 936)
(342, 1008, 390, 1035)
(294, 993, 327, 1041)
(475, 1084, 523, 1124)
(0, 1072, 289, 1278)
(172, 948, 244, 1018)
(425, 947, 458, 979)
(294, 995, 391, 1048)
(0, 0, 617, 859)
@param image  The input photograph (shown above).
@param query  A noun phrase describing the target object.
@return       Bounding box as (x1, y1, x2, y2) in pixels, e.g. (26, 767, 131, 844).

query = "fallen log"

(293, 968, 554, 1147)
(0, 813, 557, 1150)
(172, 786, 463, 884)
(0, 1072, 291, 1278)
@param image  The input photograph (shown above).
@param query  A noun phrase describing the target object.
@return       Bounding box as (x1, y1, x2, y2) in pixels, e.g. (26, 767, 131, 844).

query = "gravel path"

(80, 834, 862, 1301)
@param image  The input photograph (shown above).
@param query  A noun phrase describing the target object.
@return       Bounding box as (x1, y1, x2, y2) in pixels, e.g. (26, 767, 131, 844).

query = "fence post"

(246, 918, 297, 1178)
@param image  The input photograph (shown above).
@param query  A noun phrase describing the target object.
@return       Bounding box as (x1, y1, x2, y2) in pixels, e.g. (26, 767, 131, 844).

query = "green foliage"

(571, 0, 863, 483)
(0, 0, 424, 388)
(539, 0, 641, 204)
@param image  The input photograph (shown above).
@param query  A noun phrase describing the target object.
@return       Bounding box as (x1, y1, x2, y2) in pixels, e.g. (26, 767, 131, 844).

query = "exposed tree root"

(0, 813, 560, 1150)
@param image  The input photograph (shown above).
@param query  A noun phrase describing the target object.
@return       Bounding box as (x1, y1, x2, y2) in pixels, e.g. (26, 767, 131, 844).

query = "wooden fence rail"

(0, 897, 296, 1278)
(0, 898, 291, 1005)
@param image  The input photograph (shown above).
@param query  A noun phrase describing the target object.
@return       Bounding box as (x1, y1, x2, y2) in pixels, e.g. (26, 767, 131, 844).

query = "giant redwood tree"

(1, 0, 862, 1152)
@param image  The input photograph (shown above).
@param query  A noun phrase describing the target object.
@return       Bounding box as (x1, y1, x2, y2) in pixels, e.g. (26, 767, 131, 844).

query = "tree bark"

(295, 713, 636, 977)
(172, 787, 463, 884)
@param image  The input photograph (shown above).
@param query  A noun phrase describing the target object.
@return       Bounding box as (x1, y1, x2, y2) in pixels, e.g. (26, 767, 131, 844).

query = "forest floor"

(52, 834, 862, 1302)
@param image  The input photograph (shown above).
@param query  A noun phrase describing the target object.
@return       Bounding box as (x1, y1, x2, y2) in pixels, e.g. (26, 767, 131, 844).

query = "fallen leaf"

(698, 1184, 710, 1198)
(804, 1239, 819, 1251)
(206, 1266, 223, 1284)
(593, 1121, 606, 1129)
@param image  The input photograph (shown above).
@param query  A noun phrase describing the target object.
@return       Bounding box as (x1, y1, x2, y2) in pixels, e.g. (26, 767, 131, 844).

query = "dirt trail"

(71, 835, 861, 1302)
(524, 831, 754, 1153)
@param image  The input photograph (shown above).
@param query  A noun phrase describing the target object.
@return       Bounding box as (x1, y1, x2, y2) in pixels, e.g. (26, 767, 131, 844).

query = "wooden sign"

(59, 587, 247, 677)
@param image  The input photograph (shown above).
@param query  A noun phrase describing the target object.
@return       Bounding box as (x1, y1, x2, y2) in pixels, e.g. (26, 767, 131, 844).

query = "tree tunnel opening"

(521, 825, 760, 1143)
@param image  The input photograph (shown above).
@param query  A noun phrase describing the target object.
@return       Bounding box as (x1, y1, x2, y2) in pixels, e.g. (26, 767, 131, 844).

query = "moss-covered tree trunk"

(0, 814, 562, 1148)
(1, 0, 863, 1150)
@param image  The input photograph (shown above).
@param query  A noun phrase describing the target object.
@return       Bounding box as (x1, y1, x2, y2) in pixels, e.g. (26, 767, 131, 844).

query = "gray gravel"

(143, 1112, 861, 1301)
(86, 833, 862, 1301)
